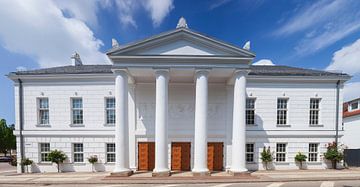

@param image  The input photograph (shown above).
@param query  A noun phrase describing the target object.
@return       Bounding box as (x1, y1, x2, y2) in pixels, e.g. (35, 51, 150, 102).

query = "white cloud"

(0, 0, 109, 68)
(253, 59, 275, 66)
(143, 0, 174, 27)
(343, 82, 360, 102)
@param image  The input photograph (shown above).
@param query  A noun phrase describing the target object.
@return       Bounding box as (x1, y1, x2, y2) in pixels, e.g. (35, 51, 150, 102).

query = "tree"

(324, 142, 344, 169)
(87, 155, 98, 172)
(0, 119, 16, 156)
(21, 158, 33, 173)
(47, 150, 67, 173)
(260, 146, 274, 170)
(294, 152, 307, 169)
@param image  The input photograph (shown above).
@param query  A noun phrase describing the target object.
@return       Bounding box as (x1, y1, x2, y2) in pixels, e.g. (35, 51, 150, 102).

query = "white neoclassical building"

(8, 18, 350, 175)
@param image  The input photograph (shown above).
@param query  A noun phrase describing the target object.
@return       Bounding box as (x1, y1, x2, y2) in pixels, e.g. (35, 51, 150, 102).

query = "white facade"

(9, 19, 350, 174)
(342, 99, 360, 149)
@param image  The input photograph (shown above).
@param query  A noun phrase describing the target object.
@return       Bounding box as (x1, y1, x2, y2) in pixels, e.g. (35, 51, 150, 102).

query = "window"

(309, 98, 320, 125)
(73, 143, 84, 163)
(38, 98, 49, 125)
(276, 143, 287, 162)
(40, 143, 50, 162)
(308, 143, 319, 162)
(277, 99, 288, 125)
(246, 143, 255, 162)
(106, 143, 115, 163)
(105, 98, 115, 124)
(350, 101, 359, 111)
(71, 98, 83, 124)
(246, 98, 255, 125)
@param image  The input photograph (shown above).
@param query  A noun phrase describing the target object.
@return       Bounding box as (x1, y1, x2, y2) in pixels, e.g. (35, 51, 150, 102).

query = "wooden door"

(207, 142, 223, 171)
(138, 142, 155, 171)
(171, 142, 191, 171)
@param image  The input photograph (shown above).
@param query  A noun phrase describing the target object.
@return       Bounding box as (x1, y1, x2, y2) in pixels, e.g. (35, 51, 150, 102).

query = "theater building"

(8, 18, 350, 175)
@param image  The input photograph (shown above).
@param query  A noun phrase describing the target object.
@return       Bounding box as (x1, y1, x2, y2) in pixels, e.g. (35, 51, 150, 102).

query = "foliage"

(0, 119, 16, 156)
(87, 155, 98, 172)
(323, 142, 344, 169)
(48, 150, 67, 173)
(294, 152, 307, 169)
(260, 146, 274, 170)
(21, 158, 33, 173)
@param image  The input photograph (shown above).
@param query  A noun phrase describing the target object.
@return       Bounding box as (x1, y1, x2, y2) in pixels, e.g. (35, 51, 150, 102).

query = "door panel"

(138, 142, 155, 171)
(207, 142, 223, 171)
(171, 142, 191, 171)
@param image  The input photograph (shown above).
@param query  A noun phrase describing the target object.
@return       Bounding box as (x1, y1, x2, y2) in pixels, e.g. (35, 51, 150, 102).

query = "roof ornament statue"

(176, 17, 188, 29)
(71, 52, 82, 66)
(243, 41, 251, 50)
(112, 38, 120, 48)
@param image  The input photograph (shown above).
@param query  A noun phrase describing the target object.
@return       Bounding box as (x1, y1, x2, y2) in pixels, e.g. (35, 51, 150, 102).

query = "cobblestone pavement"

(0, 180, 360, 187)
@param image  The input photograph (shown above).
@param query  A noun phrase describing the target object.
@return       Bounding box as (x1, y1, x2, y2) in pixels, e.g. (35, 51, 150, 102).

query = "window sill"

(103, 123, 115, 127)
(274, 162, 290, 165)
(36, 124, 51, 127)
(105, 162, 115, 165)
(309, 124, 324, 127)
(246, 124, 258, 126)
(246, 162, 257, 164)
(69, 124, 85, 127)
(276, 124, 291, 127)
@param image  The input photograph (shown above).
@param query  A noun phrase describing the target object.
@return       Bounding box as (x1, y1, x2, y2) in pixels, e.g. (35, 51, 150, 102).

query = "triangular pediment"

(107, 28, 255, 58)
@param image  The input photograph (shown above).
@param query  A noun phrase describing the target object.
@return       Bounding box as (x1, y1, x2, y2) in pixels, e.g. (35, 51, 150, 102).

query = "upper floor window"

(309, 98, 320, 125)
(276, 143, 287, 162)
(105, 98, 115, 124)
(277, 98, 288, 125)
(350, 101, 359, 111)
(73, 143, 84, 163)
(38, 98, 49, 125)
(71, 98, 83, 124)
(246, 98, 255, 125)
(39, 143, 50, 162)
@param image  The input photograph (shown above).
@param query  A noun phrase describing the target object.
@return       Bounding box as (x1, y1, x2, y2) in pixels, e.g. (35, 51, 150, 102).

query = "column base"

(152, 171, 171, 177)
(192, 171, 210, 177)
(110, 170, 133, 177)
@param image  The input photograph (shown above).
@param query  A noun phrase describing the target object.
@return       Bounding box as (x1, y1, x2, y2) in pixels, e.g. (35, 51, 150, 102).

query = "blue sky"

(1, 0, 360, 124)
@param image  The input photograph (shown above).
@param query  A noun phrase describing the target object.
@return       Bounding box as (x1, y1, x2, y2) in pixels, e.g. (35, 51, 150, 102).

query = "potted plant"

(87, 155, 98, 172)
(20, 158, 33, 173)
(323, 142, 344, 169)
(260, 146, 274, 170)
(47, 149, 67, 173)
(294, 152, 307, 169)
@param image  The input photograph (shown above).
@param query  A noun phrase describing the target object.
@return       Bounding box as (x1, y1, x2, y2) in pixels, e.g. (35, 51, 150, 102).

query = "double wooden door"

(171, 142, 191, 171)
(138, 142, 155, 171)
(207, 142, 223, 171)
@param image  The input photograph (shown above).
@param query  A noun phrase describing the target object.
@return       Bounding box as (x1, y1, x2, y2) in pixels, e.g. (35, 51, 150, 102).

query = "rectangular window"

(38, 98, 49, 125)
(309, 98, 320, 125)
(246, 98, 255, 125)
(106, 143, 116, 163)
(73, 143, 84, 163)
(277, 98, 288, 125)
(71, 98, 83, 124)
(105, 98, 116, 124)
(350, 101, 359, 111)
(308, 143, 319, 162)
(40, 143, 50, 162)
(246, 143, 255, 162)
(276, 143, 287, 162)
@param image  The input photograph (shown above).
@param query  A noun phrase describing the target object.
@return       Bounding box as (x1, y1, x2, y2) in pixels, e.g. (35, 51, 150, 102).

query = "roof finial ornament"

(176, 17, 188, 29)
(243, 41, 251, 50)
(71, 52, 82, 66)
(112, 38, 120, 48)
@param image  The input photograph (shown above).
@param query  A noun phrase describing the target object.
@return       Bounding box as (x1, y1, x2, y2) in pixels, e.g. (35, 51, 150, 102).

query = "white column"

(112, 69, 132, 175)
(192, 69, 209, 174)
(153, 69, 170, 176)
(230, 70, 248, 173)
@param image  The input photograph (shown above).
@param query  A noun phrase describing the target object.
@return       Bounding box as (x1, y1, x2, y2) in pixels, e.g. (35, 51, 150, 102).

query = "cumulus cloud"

(343, 82, 360, 102)
(252, 59, 275, 66)
(0, 0, 109, 68)
(143, 0, 174, 27)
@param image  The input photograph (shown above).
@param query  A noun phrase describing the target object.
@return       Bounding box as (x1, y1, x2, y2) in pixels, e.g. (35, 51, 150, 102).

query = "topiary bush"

(323, 142, 344, 169)
(47, 149, 67, 173)
(20, 158, 33, 173)
(260, 146, 274, 170)
(294, 152, 307, 170)
(87, 155, 98, 172)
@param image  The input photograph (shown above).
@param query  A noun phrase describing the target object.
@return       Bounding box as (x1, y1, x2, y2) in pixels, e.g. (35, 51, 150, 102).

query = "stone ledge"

(228, 170, 251, 177)
(152, 171, 171, 177)
(192, 171, 210, 177)
(110, 170, 133, 177)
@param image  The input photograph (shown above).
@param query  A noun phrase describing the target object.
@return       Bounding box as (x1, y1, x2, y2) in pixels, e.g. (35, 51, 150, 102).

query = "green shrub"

(87, 155, 98, 172)
(260, 146, 274, 170)
(294, 152, 307, 169)
(323, 142, 344, 169)
(20, 158, 33, 173)
(47, 150, 67, 173)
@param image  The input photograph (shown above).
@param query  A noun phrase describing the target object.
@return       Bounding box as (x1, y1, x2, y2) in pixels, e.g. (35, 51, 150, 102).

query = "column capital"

(233, 69, 250, 77)
(154, 69, 170, 80)
(112, 68, 128, 75)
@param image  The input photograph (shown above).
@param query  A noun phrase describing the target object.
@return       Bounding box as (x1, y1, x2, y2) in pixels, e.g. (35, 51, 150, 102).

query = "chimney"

(71, 52, 82, 66)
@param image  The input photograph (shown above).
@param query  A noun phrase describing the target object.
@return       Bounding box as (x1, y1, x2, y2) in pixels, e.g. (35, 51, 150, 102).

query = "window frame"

(106, 143, 116, 163)
(72, 143, 84, 163)
(350, 101, 359, 111)
(276, 98, 289, 126)
(246, 143, 255, 163)
(37, 98, 49, 125)
(276, 143, 287, 162)
(105, 97, 116, 125)
(308, 143, 319, 162)
(246, 98, 256, 125)
(309, 98, 321, 126)
(71, 98, 83, 125)
(39, 143, 50, 163)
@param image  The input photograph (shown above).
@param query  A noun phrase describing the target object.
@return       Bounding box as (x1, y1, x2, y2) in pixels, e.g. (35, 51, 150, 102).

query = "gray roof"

(9, 64, 350, 78)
